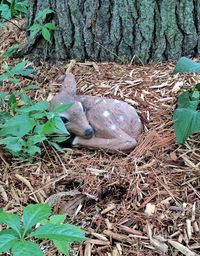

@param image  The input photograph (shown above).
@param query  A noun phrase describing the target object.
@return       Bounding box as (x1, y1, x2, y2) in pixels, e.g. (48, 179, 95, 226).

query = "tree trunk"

(18, 0, 200, 64)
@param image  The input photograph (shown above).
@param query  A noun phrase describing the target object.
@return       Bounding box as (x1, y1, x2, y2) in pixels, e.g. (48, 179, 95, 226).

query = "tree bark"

(18, 0, 200, 64)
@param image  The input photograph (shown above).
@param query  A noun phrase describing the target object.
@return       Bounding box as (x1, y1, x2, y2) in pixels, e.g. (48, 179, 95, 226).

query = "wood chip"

(168, 239, 197, 256)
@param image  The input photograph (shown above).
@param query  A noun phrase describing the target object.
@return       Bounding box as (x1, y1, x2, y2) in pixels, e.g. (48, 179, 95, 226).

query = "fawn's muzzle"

(84, 128, 94, 138)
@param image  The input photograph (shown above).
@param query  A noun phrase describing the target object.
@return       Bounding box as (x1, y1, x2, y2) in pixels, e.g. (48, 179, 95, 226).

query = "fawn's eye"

(60, 116, 69, 124)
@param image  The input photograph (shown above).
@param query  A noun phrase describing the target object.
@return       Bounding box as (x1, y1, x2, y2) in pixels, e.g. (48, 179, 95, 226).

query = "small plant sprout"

(0, 204, 88, 256)
(28, 8, 56, 44)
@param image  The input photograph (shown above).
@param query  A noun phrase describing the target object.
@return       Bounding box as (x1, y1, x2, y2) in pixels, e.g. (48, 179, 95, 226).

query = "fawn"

(49, 73, 143, 152)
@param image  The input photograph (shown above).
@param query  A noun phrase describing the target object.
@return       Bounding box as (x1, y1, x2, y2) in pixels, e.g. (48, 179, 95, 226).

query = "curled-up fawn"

(49, 73, 143, 152)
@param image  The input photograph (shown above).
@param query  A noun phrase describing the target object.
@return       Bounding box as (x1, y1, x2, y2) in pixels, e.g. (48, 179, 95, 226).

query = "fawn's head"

(50, 73, 94, 138)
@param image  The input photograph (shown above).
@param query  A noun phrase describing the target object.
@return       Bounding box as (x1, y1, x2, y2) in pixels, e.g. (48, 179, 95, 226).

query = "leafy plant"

(0, 91, 72, 161)
(0, 0, 28, 20)
(28, 8, 56, 44)
(173, 57, 200, 74)
(0, 204, 87, 256)
(0, 60, 34, 83)
(173, 57, 200, 143)
(0, 43, 19, 59)
(0, 61, 72, 161)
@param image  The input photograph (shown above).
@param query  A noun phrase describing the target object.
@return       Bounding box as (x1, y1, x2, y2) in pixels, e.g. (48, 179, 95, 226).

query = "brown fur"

(49, 73, 143, 152)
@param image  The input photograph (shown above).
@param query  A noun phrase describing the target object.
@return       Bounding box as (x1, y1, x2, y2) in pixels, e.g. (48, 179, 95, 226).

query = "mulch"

(0, 19, 200, 256)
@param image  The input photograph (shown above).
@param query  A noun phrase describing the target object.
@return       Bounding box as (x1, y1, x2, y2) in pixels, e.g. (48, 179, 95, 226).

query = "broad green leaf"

(42, 118, 57, 134)
(35, 8, 54, 21)
(19, 92, 32, 104)
(50, 136, 69, 143)
(53, 240, 70, 256)
(174, 108, 200, 143)
(32, 224, 87, 242)
(54, 116, 69, 134)
(177, 91, 199, 110)
(0, 137, 25, 153)
(0, 111, 11, 125)
(52, 103, 73, 113)
(27, 135, 46, 145)
(0, 212, 21, 234)
(0, 44, 19, 59)
(173, 57, 200, 74)
(44, 22, 56, 30)
(9, 61, 34, 76)
(42, 27, 51, 43)
(0, 91, 8, 104)
(17, 101, 49, 113)
(0, 229, 19, 253)
(25, 145, 41, 159)
(23, 204, 51, 234)
(0, 73, 9, 81)
(29, 24, 41, 32)
(0, 114, 36, 137)
(49, 214, 66, 224)
(11, 240, 43, 256)
(0, 4, 11, 19)
(42, 116, 68, 135)
(15, 3, 28, 13)
(191, 90, 200, 100)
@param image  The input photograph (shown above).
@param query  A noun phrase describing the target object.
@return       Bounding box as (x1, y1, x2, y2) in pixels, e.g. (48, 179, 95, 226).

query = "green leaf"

(0, 4, 11, 19)
(0, 44, 19, 59)
(177, 91, 199, 110)
(173, 57, 200, 74)
(29, 24, 41, 32)
(42, 27, 51, 43)
(0, 212, 21, 234)
(17, 101, 49, 113)
(0, 114, 36, 137)
(9, 61, 34, 76)
(0, 229, 19, 253)
(22, 204, 51, 235)
(32, 224, 87, 242)
(53, 240, 70, 256)
(50, 136, 69, 143)
(42, 115, 69, 135)
(52, 103, 73, 113)
(0, 111, 11, 125)
(35, 8, 54, 21)
(174, 108, 200, 143)
(0, 91, 8, 104)
(54, 116, 69, 134)
(27, 135, 46, 145)
(0, 137, 25, 154)
(22, 85, 40, 91)
(11, 240, 43, 256)
(44, 22, 56, 30)
(49, 214, 66, 224)
(15, 3, 28, 14)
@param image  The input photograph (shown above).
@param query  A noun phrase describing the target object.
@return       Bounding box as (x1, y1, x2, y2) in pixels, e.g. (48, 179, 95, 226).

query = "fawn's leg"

(72, 133, 137, 152)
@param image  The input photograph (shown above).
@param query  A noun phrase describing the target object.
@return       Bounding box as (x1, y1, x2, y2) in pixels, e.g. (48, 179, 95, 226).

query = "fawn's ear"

(62, 73, 77, 96)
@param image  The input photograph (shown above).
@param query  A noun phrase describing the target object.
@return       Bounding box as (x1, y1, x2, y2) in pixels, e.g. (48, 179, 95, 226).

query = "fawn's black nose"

(84, 128, 94, 137)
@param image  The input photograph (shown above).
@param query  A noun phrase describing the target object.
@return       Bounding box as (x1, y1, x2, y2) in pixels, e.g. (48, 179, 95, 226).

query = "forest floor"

(0, 20, 200, 256)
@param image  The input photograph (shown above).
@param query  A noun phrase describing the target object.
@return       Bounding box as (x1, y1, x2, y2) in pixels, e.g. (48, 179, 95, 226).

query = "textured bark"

(18, 0, 200, 63)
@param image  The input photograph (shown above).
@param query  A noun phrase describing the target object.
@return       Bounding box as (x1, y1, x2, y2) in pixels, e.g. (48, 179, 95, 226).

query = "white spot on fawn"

(95, 98, 101, 103)
(119, 115, 124, 122)
(103, 110, 110, 117)
(110, 124, 116, 130)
